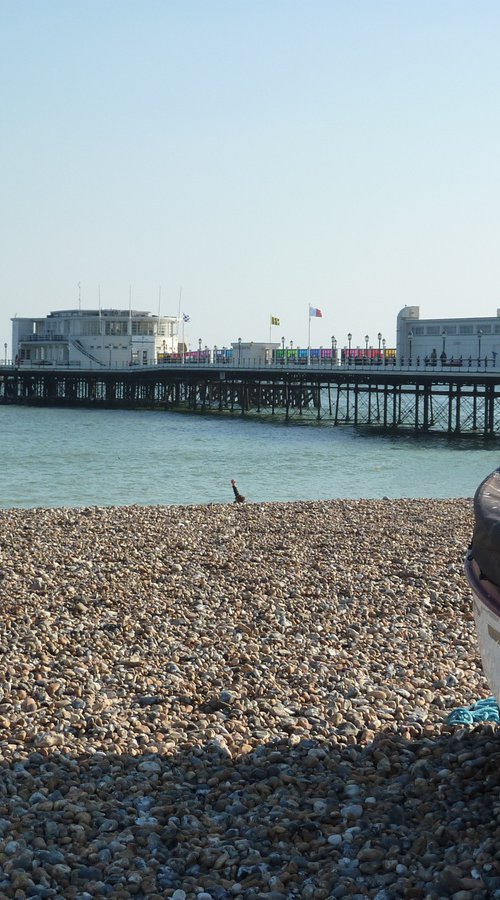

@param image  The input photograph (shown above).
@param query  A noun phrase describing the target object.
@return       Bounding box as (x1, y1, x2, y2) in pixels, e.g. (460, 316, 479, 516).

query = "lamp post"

(198, 338, 202, 364)
(408, 330, 413, 365)
(382, 337, 386, 364)
(478, 329, 483, 367)
(3, 343, 6, 365)
(442, 329, 447, 356)
(331, 335, 336, 367)
(377, 332, 382, 354)
(213, 345, 217, 365)
(365, 334, 369, 352)
(281, 335, 285, 365)
(238, 337, 242, 366)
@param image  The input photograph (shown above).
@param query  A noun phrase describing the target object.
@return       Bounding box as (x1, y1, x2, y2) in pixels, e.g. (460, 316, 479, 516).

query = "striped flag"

(309, 306, 323, 318)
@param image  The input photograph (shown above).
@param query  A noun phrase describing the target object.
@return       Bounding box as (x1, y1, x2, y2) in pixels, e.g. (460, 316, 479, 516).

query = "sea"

(1, 405, 499, 509)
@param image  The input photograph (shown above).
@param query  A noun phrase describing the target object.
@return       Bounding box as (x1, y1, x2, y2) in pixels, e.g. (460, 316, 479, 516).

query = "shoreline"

(0, 497, 498, 898)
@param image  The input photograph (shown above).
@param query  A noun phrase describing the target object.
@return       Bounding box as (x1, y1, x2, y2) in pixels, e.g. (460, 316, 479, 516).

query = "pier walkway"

(1, 361, 500, 436)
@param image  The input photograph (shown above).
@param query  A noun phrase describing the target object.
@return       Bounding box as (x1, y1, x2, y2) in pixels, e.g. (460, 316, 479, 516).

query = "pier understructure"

(1, 366, 500, 436)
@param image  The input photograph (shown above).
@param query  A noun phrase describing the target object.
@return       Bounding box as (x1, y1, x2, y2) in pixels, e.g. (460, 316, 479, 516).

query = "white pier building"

(12, 308, 178, 368)
(397, 306, 500, 366)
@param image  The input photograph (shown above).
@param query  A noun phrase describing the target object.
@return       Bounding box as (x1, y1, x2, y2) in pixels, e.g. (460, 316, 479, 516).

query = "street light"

(347, 332, 352, 350)
(198, 338, 202, 364)
(408, 329, 413, 364)
(3, 343, 6, 365)
(442, 329, 447, 356)
(331, 335, 337, 367)
(382, 337, 386, 364)
(377, 332, 382, 353)
(213, 344, 217, 365)
(478, 329, 483, 366)
(365, 334, 369, 352)
(238, 337, 242, 365)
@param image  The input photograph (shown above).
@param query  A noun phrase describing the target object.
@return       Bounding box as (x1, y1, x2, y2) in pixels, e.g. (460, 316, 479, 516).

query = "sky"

(1, 0, 500, 357)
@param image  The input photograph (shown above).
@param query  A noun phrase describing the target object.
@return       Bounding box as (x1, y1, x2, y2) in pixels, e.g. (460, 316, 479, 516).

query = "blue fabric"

(447, 696, 500, 725)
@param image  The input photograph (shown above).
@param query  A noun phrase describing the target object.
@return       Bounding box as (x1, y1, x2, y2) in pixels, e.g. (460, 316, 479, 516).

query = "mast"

(177, 287, 182, 352)
(308, 307, 311, 366)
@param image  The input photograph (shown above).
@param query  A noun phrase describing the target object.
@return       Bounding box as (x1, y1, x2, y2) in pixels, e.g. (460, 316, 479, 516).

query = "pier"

(1, 361, 500, 436)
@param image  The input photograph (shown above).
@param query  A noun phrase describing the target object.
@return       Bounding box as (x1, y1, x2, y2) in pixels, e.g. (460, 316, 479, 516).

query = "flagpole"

(177, 287, 182, 353)
(308, 306, 311, 366)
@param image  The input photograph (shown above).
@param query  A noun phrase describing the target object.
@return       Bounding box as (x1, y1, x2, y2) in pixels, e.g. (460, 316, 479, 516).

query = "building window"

(132, 321, 155, 336)
(81, 321, 100, 336)
(459, 325, 473, 335)
(105, 320, 128, 336)
(481, 325, 492, 334)
(426, 326, 440, 335)
(414, 327, 424, 335)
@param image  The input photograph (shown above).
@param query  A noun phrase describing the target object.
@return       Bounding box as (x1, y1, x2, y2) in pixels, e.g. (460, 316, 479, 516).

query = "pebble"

(0, 498, 496, 898)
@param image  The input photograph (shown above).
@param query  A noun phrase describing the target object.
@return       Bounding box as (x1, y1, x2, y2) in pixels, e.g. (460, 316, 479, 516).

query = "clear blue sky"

(2, 0, 500, 356)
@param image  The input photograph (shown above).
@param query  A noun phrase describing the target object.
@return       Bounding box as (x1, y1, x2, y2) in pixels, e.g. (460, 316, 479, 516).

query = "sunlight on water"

(0, 406, 497, 508)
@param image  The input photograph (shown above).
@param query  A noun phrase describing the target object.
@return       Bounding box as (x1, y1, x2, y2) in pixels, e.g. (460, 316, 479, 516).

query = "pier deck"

(1, 362, 500, 436)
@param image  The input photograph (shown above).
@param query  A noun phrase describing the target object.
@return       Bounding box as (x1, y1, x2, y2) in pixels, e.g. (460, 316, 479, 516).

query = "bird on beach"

(231, 479, 245, 503)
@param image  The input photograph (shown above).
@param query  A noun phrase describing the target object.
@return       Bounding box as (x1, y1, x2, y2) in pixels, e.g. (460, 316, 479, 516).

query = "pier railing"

(4, 354, 499, 374)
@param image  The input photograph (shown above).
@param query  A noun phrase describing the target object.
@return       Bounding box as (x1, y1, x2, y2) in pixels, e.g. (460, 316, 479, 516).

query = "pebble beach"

(0, 497, 498, 900)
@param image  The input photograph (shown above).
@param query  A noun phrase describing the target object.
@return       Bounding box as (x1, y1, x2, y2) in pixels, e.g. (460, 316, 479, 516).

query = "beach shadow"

(0, 724, 499, 898)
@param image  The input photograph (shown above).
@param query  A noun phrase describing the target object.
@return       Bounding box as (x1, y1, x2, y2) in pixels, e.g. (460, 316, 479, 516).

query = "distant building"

(12, 309, 179, 368)
(397, 306, 500, 366)
(230, 341, 278, 366)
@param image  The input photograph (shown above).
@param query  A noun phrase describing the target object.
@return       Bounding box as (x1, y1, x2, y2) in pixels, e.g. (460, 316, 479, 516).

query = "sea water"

(0, 405, 498, 508)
